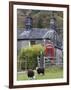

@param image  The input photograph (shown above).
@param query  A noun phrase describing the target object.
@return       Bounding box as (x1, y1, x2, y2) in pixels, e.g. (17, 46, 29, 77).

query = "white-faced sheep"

(27, 69, 35, 80)
(36, 68, 45, 75)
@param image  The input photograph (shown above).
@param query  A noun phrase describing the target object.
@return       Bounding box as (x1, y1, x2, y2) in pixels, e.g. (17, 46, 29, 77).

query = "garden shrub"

(18, 44, 44, 70)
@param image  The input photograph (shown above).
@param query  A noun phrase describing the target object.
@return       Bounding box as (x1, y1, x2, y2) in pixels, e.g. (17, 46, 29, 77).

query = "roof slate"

(17, 28, 62, 48)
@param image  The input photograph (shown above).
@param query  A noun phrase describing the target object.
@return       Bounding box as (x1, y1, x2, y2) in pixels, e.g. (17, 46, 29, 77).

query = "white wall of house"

(17, 41, 30, 51)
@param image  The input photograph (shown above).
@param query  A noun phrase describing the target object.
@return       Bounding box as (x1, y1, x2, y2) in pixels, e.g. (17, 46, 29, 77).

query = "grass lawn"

(17, 66, 63, 80)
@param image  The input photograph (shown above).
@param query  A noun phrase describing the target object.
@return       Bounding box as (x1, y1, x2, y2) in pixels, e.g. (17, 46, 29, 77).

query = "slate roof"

(17, 28, 62, 48)
(18, 28, 60, 41)
(17, 28, 46, 39)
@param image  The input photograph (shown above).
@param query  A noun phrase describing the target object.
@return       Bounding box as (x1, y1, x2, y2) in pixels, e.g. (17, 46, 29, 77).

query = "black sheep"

(37, 68, 45, 75)
(27, 69, 35, 79)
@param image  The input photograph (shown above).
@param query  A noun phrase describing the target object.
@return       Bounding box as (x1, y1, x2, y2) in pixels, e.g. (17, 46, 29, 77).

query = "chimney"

(50, 11, 56, 30)
(25, 16, 33, 30)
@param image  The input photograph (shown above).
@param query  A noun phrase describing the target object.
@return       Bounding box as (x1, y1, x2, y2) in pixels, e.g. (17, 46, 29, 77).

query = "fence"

(37, 56, 63, 68)
(17, 56, 63, 72)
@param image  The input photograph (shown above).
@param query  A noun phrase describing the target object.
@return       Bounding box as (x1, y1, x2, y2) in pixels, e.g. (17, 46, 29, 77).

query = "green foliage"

(17, 10, 63, 29)
(37, 18, 43, 28)
(18, 44, 44, 69)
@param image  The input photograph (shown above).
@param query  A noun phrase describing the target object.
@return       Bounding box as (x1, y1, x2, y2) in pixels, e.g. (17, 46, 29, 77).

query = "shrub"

(18, 44, 44, 70)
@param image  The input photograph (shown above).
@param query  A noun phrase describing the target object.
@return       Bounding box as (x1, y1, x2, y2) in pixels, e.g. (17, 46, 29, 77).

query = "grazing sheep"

(27, 69, 35, 80)
(36, 68, 45, 75)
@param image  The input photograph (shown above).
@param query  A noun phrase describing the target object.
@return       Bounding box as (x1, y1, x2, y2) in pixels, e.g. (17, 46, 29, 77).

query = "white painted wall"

(0, 0, 71, 90)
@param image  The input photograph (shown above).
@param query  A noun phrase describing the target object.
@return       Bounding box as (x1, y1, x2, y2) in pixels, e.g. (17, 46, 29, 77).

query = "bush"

(18, 44, 44, 70)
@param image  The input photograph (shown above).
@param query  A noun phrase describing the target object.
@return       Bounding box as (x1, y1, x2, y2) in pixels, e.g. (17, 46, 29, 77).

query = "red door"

(45, 44, 55, 64)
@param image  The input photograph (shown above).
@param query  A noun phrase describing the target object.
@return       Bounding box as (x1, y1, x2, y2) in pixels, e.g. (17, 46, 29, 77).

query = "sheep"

(36, 67, 45, 75)
(27, 69, 35, 80)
